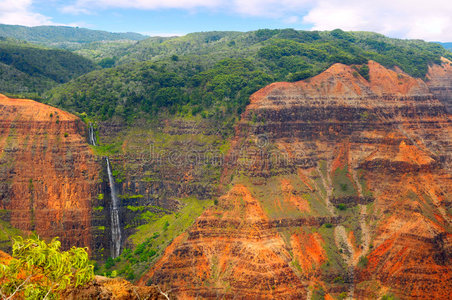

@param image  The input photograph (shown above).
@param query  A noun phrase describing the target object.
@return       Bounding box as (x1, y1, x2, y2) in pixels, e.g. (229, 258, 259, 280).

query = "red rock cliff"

(139, 61, 452, 299)
(0, 94, 99, 249)
(427, 57, 452, 113)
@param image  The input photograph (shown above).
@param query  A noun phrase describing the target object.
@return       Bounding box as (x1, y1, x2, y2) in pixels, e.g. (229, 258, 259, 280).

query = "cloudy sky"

(0, 0, 451, 41)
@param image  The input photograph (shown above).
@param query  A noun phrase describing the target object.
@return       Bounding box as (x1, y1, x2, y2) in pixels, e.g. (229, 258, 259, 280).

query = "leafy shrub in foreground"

(0, 236, 94, 299)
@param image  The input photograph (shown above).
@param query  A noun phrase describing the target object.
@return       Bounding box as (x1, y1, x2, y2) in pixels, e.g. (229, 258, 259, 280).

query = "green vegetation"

(337, 203, 347, 211)
(126, 205, 146, 212)
(354, 64, 370, 80)
(90, 142, 121, 156)
(0, 38, 96, 96)
(45, 29, 452, 128)
(332, 166, 358, 198)
(0, 217, 24, 252)
(0, 236, 94, 299)
(99, 196, 213, 279)
(358, 255, 369, 268)
(381, 293, 400, 300)
(93, 206, 104, 212)
(317, 225, 348, 282)
(1, 29, 450, 289)
(46, 57, 272, 122)
(0, 24, 147, 46)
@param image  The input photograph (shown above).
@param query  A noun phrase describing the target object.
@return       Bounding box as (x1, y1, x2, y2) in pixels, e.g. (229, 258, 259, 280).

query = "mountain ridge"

(0, 24, 147, 45)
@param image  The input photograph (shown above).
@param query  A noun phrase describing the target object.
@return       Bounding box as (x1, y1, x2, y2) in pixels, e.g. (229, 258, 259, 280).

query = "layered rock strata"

(140, 61, 452, 299)
(0, 94, 99, 250)
(427, 57, 452, 113)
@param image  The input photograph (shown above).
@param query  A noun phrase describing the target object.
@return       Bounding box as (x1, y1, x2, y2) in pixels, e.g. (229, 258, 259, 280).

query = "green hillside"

(0, 38, 97, 96)
(0, 24, 147, 46)
(46, 29, 452, 123)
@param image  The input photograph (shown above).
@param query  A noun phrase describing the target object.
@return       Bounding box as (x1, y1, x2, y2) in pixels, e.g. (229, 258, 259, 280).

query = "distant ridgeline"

(0, 24, 147, 45)
(0, 37, 96, 97)
(0, 26, 451, 121)
(44, 29, 452, 123)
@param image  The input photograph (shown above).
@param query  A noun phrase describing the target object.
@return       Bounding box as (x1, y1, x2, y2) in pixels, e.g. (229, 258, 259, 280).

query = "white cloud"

(302, 0, 452, 42)
(60, 5, 90, 15)
(284, 16, 300, 24)
(0, 0, 54, 26)
(2, 0, 452, 41)
(60, 0, 452, 41)
(230, 0, 312, 18)
(64, 0, 222, 11)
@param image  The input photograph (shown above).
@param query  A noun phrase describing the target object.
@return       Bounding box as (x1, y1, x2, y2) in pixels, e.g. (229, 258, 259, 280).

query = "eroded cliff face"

(427, 57, 452, 113)
(0, 94, 99, 250)
(139, 61, 452, 299)
(93, 116, 226, 268)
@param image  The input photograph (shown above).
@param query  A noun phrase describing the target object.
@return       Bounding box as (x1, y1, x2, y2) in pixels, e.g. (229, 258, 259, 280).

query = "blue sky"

(0, 0, 451, 41)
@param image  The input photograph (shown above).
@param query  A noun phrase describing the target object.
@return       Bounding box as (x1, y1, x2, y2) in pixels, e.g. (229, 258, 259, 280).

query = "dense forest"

(0, 24, 147, 45)
(44, 29, 452, 124)
(0, 27, 451, 124)
(0, 38, 96, 96)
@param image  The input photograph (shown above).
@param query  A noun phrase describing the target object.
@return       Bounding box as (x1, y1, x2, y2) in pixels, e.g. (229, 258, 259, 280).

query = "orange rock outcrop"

(0, 94, 99, 249)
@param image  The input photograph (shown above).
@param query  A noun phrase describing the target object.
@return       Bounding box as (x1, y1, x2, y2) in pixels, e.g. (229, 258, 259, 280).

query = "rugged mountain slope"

(427, 57, 452, 113)
(62, 276, 167, 300)
(47, 29, 452, 122)
(0, 94, 100, 250)
(92, 116, 224, 278)
(138, 61, 452, 299)
(0, 39, 97, 95)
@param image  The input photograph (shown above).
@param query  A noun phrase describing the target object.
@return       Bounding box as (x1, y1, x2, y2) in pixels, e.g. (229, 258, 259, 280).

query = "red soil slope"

(0, 94, 99, 249)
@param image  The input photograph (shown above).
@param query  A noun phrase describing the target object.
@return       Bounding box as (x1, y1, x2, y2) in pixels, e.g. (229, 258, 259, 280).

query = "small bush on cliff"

(358, 64, 370, 80)
(340, 183, 348, 191)
(381, 294, 398, 300)
(358, 256, 369, 268)
(337, 203, 347, 211)
(0, 236, 94, 299)
(163, 220, 170, 231)
(338, 292, 348, 299)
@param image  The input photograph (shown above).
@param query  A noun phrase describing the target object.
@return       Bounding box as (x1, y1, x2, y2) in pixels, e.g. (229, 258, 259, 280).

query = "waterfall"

(89, 123, 96, 146)
(88, 124, 121, 258)
(106, 157, 122, 258)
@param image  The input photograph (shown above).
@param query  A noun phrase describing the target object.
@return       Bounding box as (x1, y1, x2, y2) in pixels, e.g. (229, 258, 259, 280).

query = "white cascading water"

(89, 124, 121, 258)
(106, 157, 122, 258)
(89, 124, 97, 146)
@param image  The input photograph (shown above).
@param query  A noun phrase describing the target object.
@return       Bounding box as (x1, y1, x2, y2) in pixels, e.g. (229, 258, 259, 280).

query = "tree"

(0, 236, 94, 299)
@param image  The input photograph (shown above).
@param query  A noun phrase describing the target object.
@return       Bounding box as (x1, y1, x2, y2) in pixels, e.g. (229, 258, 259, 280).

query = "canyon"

(0, 58, 451, 299)
(138, 60, 452, 299)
